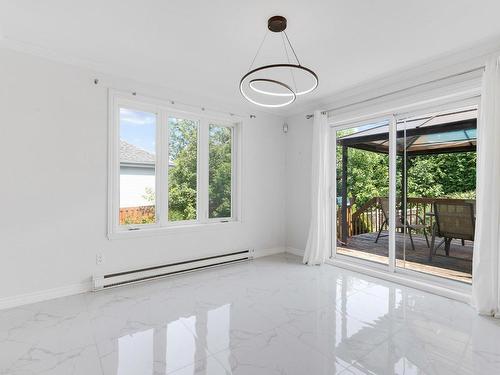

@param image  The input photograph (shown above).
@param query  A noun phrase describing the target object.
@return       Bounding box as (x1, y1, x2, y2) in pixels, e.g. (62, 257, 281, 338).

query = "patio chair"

(429, 201, 475, 260)
(375, 197, 430, 251)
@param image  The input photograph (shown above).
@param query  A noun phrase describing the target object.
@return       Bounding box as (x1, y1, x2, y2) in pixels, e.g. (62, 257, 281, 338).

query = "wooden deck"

(337, 232, 473, 283)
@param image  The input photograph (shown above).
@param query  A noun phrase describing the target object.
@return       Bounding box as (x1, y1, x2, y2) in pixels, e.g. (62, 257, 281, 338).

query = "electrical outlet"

(96, 253, 104, 265)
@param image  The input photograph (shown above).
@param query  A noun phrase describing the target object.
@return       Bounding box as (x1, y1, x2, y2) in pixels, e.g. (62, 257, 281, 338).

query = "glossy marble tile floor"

(1, 254, 500, 375)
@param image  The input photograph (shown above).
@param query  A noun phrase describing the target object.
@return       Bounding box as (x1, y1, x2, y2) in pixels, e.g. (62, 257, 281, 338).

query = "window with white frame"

(109, 92, 239, 235)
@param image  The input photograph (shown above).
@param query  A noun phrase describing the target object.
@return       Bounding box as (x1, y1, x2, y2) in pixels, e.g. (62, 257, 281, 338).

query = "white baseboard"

(286, 246, 304, 257)
(0, 282, 91, 311)
(0, 247, 286, 310)
(253, 246, 286, 258)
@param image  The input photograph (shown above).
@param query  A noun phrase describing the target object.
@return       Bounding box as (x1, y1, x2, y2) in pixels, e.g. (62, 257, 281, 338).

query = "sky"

(120, 108, 156, 154)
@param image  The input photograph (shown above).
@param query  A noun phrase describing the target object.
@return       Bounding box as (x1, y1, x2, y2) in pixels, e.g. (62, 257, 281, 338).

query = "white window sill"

(108, 220, 241, 240)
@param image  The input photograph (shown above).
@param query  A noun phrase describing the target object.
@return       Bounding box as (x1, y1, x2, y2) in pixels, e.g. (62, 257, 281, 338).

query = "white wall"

(284, 114, 313, 253)
(0, 48, 286, 302)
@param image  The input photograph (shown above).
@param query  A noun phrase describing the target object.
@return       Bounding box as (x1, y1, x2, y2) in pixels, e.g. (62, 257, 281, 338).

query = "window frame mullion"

(157, 109, 169, 227)
(198, 119, 209, 223)
(388, 114, 397, 272)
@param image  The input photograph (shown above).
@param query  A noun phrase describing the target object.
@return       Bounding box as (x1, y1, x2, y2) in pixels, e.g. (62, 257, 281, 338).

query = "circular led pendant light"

(239, 16, 318, 108)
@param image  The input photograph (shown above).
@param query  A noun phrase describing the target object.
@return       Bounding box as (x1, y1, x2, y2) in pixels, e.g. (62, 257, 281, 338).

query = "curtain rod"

(329, 88, 480, 128)
(305, 65, 485, 119)
(97, 81, 257, 119)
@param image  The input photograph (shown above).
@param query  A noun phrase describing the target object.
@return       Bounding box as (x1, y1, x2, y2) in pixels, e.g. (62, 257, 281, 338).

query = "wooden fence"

(120, 205, 155, 225)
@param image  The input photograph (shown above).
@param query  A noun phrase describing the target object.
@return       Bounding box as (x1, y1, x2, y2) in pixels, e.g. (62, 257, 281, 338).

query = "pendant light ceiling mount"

(239, 16, 319, 108)
(267, 15, 287, 32)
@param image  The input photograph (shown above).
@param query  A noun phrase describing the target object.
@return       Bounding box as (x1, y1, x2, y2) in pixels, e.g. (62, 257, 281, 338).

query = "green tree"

(208, 126, 232, 218)
(337, 145, 389, 209)
(406, 152, 476, 198)
(168, 119, 198, 221)
(142, 121, 233, 222)
(337, 145, 476, 209)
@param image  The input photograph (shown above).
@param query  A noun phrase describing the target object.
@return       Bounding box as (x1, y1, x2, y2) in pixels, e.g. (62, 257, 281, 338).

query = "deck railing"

(338, 197, 475, 238)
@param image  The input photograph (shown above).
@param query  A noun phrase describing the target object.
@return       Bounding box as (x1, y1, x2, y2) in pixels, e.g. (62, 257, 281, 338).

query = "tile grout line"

(82, 294, 106, 375)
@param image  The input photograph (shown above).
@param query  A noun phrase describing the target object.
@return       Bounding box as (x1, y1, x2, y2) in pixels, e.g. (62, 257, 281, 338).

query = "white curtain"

(472, 56, 500, 317)
(303, 110, 331, 265)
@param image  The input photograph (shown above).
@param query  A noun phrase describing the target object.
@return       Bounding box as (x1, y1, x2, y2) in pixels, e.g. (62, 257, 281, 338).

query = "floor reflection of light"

(394, 357, 421, 375)
(208, 304, 231, 368)
(118, 329, 154, 375)
(344, 289, 389, 324)
(395, 289, 403, 309)
(335, 279, 393, 346)
(166, 318, 196, 373)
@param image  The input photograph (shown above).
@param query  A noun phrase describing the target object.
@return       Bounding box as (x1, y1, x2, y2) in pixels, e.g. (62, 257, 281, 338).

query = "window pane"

(168, 117, 198, 221)
(119, 108, 156, 225)
(209, 125, 232, 219)
(336, 120, 390, 265)
(395, 107, 477, 284)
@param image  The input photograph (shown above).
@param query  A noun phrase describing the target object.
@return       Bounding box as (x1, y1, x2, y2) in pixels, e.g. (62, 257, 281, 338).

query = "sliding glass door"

(333, 105, 477, 284)
(335, 119, 391, 266)
(395, 107, 477, 283)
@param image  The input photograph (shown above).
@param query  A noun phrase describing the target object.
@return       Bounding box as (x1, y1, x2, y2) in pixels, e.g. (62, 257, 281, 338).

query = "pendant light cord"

(281, 32, 298, 92)
(283, 31, 301, 66)
(248, 31, 269, 71)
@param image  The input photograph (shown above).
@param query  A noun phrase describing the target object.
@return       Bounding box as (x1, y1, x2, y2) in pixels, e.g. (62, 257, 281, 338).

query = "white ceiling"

(2, 0, 500, 115)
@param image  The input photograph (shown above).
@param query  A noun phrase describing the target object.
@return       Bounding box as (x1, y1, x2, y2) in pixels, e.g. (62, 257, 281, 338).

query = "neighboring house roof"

(120, 140, 155, 165)
(120, 140, 174, 167)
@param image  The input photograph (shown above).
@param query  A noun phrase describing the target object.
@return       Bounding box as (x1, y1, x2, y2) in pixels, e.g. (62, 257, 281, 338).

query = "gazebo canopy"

(337, 107, 477, 156)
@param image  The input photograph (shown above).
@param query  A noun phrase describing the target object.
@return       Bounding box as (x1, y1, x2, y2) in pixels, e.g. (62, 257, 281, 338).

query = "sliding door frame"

(328, 91, 480, 299)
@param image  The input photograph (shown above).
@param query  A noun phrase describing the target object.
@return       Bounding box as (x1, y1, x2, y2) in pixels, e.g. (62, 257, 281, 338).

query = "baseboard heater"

(92, 249, 254, 291)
